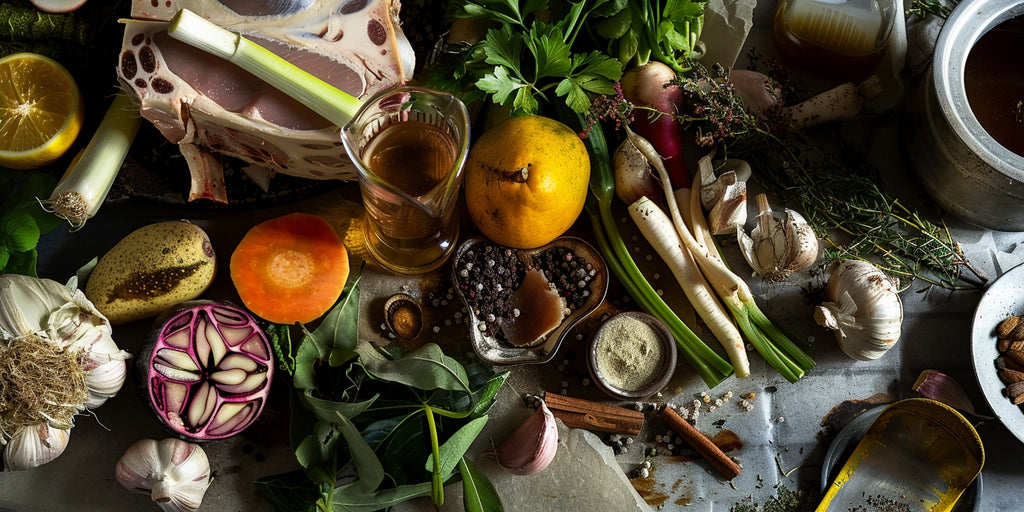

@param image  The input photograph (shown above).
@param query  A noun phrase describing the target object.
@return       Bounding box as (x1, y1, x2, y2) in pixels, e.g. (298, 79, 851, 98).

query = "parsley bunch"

(430, 0, 623, 114)
(428, 0, 708, 116)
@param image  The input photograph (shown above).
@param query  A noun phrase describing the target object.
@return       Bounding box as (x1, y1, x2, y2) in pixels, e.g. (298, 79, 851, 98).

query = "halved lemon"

(0, 53, 84, 170)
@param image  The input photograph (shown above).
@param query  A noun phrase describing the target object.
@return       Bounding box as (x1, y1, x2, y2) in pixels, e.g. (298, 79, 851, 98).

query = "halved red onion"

(140, 301, 273, 441)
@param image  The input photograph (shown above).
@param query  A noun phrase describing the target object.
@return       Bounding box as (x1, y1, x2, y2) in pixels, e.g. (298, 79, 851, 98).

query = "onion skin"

(613, 138, 664, 205)
(138, 300, 274, 441)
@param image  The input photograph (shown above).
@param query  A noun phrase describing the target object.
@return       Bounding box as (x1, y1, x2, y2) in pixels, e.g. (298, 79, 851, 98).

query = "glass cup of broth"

(341, 86, 471, 274)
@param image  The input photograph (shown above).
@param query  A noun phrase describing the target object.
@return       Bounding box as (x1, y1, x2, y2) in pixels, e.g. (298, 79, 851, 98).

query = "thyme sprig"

(592, 61, 983, 290)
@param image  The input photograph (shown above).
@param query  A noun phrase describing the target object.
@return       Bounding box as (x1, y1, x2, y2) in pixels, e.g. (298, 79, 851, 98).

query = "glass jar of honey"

(773, 0, 897, 81)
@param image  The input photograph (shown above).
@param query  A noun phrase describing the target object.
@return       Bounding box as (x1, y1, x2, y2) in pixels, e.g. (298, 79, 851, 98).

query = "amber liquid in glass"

(773, 0, 889, 81)
(964, 16, 1024, 157)
(359, 120, 458, 258)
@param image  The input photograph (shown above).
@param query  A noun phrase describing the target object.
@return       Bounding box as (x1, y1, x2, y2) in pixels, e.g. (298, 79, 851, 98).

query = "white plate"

(970, 262, 1024, 444)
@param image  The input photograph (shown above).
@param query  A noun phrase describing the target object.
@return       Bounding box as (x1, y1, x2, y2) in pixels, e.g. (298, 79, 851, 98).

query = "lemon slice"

(0, 53, 84, 170)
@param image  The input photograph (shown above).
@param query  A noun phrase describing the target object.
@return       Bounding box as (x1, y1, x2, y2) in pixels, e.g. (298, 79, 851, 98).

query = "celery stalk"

(166, 9, 361, 127)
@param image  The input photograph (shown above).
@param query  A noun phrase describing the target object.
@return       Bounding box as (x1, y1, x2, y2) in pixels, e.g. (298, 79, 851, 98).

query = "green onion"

(39, 92, 141, 230)
(166, 9, 361, 127)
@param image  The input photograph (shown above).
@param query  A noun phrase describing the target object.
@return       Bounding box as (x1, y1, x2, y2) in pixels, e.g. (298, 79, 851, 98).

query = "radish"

(30, 0, 88, 13)
(139, 301, 274, 441)
(620, 61, 692, 187)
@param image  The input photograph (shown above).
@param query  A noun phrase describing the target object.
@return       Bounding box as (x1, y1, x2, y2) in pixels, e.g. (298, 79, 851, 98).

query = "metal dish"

(451, 236, 608, 365)
(821, 405, 982, 512)
(971, 262, 1024, 444)
(588, 311, 678, 400)
(817, 399, 984, 512)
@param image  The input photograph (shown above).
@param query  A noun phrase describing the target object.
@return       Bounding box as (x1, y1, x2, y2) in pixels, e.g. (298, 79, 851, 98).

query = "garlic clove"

(80, 334, 131, 408)
(116, 438, 212, 512)
(706, 172, 747, 235)
(2, 423, 71, 471)
(913, 369, 977, 414)
(494, 401, 558, 475)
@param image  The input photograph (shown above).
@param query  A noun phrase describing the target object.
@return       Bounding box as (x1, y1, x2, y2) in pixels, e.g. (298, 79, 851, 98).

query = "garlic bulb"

(0, 274, 130, 471)
(116, 438, 212, 512)
(737, 194, 819, 281)
(814, 260, 903, 361)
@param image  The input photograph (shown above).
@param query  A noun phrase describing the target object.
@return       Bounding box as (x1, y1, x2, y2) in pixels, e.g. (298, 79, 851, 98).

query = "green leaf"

(660, 23, 688, 50)
(470, 371, 509, 418)
(254, 469, 320, 512)
(556, 78, 592, 113)
(527, 23, 572, 79)
(299, 390, 377, 424)
(592, 0, 630, 18)
(426, 415, 489, 479)
(460, 457, 505, 512)
(356, 342, 472, 396)
(295, 421, 339, 468)
(578, 52, 624, 81)
(476, 66, 522, 106)
(330, 482, 433, 512)
(333, 412, 385, 495)
(512, 86, 540, 114)
(0, 249, 13, 274)
(665, 0, 707, 21)
(482, 26, 524, 75)
(293, 277, 361, 391)
(0, 212, 39, 253)
(325, 278, 360, 367)
(593, 7, 632, 39)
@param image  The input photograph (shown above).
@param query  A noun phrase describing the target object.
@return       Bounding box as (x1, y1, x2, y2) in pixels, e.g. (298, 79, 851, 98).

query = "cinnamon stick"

(543, 393, 645, 435)
(661, 406, 742, 480)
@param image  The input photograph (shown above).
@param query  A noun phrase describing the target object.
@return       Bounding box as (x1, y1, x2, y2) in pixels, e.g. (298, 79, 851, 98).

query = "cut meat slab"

(117, 0, 414, 202)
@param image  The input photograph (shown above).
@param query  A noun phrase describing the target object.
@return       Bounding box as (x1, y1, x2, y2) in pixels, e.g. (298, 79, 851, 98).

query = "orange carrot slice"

(230, 212, 349, 324)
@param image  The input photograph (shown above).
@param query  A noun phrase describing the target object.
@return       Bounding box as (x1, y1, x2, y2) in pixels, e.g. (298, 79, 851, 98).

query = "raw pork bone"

(117, 0, 414, 202)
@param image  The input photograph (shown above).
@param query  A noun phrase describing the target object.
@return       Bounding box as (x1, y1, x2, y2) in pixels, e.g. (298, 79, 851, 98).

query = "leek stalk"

(40, 92, 141, 230)
(166, 9, 362, 128)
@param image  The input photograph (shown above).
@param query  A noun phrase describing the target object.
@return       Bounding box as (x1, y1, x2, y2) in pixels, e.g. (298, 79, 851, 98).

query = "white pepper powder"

(595, 314, 664, 391)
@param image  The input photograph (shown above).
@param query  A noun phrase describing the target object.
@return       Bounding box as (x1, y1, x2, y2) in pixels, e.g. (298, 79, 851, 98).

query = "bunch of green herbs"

(428, 0, 707, 116)
(257, 279, 508, 512)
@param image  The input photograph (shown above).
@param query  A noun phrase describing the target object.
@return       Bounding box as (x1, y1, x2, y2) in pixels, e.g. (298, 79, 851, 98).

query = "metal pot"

(906, 0, 1024, 231)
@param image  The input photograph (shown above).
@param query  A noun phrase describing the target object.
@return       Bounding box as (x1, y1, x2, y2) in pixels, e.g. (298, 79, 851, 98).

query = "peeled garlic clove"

(2, 423, 71, 471)
(738, 194, 819, 281)
(494, 401, 558, 475)
(814, 259, 903, 361)
(116, 438, 212, 512)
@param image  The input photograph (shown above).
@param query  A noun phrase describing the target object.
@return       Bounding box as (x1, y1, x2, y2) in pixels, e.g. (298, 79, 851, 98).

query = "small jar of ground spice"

(588, 311, 677, 400)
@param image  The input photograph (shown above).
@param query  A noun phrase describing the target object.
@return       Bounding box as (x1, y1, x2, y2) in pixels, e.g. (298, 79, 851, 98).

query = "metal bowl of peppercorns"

(451, 236, 608, 365)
